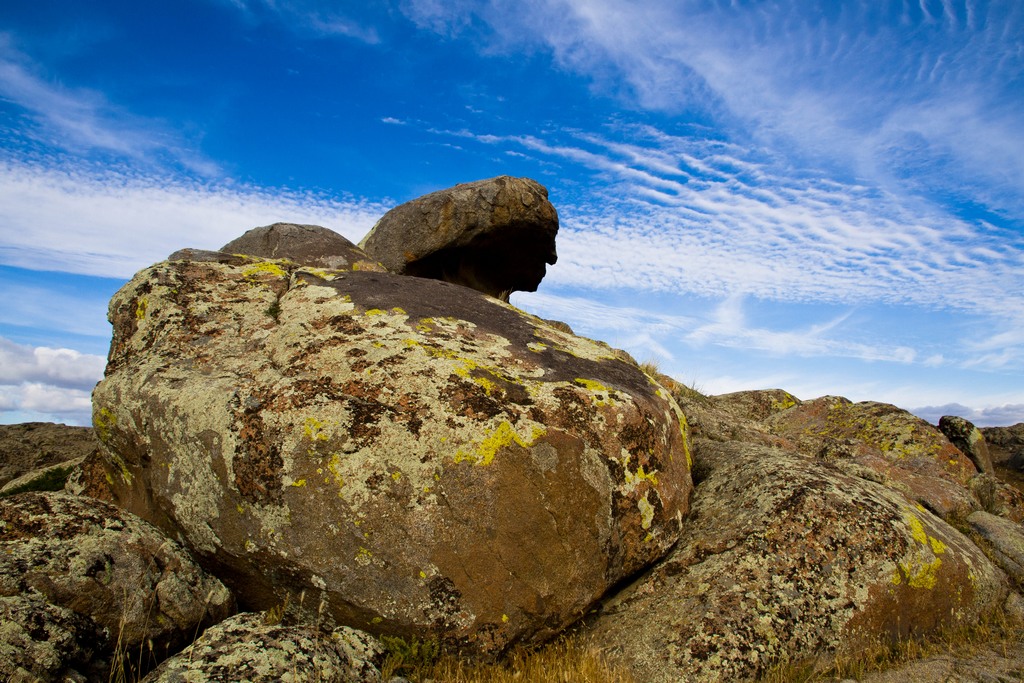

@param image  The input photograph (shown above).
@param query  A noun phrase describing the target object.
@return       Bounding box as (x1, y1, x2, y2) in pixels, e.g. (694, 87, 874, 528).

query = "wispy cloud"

(0, 35, 217, 175)
(0, 155, 391, 278)
(220, 1, 381, 43)
(402, 0, 1024, 219)
(455, 125, 1024, 321)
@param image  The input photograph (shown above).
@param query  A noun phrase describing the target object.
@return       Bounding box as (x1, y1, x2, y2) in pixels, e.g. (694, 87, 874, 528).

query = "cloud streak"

(0, 36, 217, 175)
(0, 155, 391, 278)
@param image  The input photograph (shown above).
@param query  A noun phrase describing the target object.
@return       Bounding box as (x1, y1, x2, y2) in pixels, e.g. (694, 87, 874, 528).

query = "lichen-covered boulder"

(0, 593, 107, 682)
(143, 613, 385, 683)
(0, 492, 234, 677)
(766, 397, 979, 517)
(586, 440, 1008, 683)
(939, 415, 994, 475)
(359, 176, 558, 300)
(90, 251, 692, 654)
(219, 222, 386, 272)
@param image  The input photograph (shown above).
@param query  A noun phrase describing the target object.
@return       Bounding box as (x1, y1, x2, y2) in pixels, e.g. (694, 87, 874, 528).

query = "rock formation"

(0, 422, 98, 489)
(359, 176, 558, 301)
(2, 178, 1023, 681)
(87, 247, 690, 654)
(939, 414, 995, 475)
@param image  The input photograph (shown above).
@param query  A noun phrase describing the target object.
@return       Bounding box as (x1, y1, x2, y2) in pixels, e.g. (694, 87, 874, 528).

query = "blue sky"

(1, 0, 1023, 427)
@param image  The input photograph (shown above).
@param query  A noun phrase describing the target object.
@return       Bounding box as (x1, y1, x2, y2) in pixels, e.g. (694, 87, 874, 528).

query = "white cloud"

(402, 0, 1024, 217)
(0, 337, 103, 426)
(0, 337, 105, 390)
(0, 157, 391, 278)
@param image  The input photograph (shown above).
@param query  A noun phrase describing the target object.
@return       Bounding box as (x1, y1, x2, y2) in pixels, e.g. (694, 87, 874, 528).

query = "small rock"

(939, 415, 995, 475)
(143, 613, 385, 682)
(220, 222, 386, 272)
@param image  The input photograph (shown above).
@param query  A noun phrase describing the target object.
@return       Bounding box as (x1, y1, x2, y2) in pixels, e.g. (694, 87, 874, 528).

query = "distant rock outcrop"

(87, 247, 690, 654)
(359, 176, 558, 301)
(0, 422, 98, 488)
(940, 414, 995, 475)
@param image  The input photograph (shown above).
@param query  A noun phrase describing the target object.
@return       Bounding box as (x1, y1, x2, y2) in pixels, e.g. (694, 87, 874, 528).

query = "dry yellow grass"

(388, 636, 635, 683)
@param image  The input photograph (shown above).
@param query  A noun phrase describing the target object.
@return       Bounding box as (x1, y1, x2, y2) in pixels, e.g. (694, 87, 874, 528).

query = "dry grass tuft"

(418, 636, 635, 683)
(757, 602, 1023, 682)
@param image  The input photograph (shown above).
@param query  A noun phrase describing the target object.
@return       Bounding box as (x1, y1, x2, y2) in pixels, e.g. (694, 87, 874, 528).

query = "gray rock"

(219, 222, 386, 272)
(0, 593, 104, 682)
(967, 510, 1024, 584)
(359, 176, 558, 301)
(0, 456, 84, 497)
(939, 415, 995, 475)
(143, 612, 384, 682)
(0, 491, 234, 673)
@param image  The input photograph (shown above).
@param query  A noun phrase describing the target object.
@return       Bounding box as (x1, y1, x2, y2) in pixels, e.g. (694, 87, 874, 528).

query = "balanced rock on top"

(359, 176, 559, 301)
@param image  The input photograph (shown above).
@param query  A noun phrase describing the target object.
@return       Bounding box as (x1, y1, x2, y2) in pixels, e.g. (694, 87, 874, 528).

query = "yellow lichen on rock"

(455, 421, 547, 466)
(892, 509, 946, 589)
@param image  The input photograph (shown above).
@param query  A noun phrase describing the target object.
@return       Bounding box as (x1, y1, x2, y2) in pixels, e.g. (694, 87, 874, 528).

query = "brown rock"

(89, 254, 691, 654)
(586, 439, 1008, 683)
(219, 222, 386, 272)
(766, 396, 979, 518)
(359, 176, 558, 301)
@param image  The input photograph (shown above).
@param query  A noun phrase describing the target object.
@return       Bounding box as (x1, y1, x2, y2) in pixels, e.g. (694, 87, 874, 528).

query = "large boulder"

(359, 176, 558, 301)
(89, 250, 692, 654)
(0, 492, 234, 679)
(219, 222, 386, 272)
(586, 439, 1009, 683)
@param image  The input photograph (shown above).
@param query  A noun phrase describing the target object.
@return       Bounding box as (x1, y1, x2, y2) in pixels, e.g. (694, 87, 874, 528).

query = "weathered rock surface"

(586, 439, 1009, 683)
(967, 511, 1024, 586)
(143, 612, 385, 683)
(765, 397, 980, 518)
(0, 422, 98, 488)
(219, 222, 386, 272)
(984, 422, 1024, 474)
(0, 492, 234, 677)
(939, 414, 995, 475)
(0, 593, 107, 682)
(89, 252, 691, 653)
(359, 176, 558, 300)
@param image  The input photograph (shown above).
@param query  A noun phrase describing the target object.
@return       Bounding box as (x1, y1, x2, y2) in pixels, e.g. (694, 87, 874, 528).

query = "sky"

(1, 0, 1022, 428)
